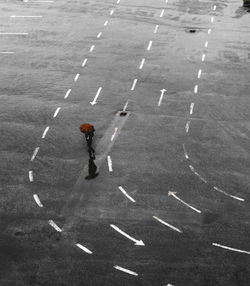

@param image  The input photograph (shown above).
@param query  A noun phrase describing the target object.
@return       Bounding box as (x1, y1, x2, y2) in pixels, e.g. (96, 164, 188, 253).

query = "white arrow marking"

(74, 73, 80, 82)
(31, 147, 39, 161)
(111, 127, 118, 141)
(42, 126, 50, 139)
(0, 32, 28, 35)
(153, 216, 182, 233)
(198, 69, 202, 79)
(64, 88, 71, 99)
(53, 107, 61, 118)
(97, 32, 102, 38)
(82, 58, 88, 67)
(107, 156, 113, 172)
(29, 170, 34, 182)
(11, 15, 43, 18)
(33, 194, 43, 207)
(208, 28, 212, 34)
(131, 79, 138, 91)
(147, 40, 153, 51)
(190, 102, 194, 115)
(118, 186, 136, 203)
(90, 87, 102, 105)
(202, 54, 206, 61)
(213, 186, 245, 202)
(89, 45, 95, 52)
(168, 192, 202, 213)
(160, 9, 165, 17)
(110, 9, 114, 15)
(110, 224, 145, 246)
(185, 120, 190, 133)
(76, 243, 93, 254)
(158, 89, 167, 106)
(154, 25, 159, 33)
(104, 20, 109, 26)
(48, 220, 62, 232)
(212, 243, 250, 255)
(139, 58, 145, 69)
(194, 85, 198, 94)
(114, 265, 138, 276)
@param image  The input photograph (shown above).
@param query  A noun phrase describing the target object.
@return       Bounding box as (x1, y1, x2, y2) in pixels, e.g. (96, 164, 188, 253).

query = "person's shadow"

(85, 149, 99, 180)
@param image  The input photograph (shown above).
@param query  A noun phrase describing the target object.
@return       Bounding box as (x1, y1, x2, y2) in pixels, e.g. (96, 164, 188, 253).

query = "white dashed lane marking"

(160, 9, 165, 17)
(0, 32, 28, 35)
(29, 170, 34, 182)
(114, 266, 138, 276)
(31, 147, 39, 161)
(158, 89, 167, 106)
(64, 89, 71, 99)
(123, 100, 129, 111)
(0, 51, 15, 54)
(48, 220, 63, 232)
(202, 53, 206, 62)
(185, 120, 190, 133)
(189, 165, 208, 183)
(213, 5, 217, 11)
(90, 87, 102, 105)
(194, 85, 198, 94)
(111, 127, 118, 141)
(198, 69, 202, 79)
(189, 102, 194, 115)
(131, 79, 138, 91)
(97, 32, 102, 38)
(107, 155, 113, 172)
(110, 9, 114, 16)
(74, 73, 80, 82)
(212, 243, 250, 255)
(89, 45, 95, 52)
(104, 20, 109, 26)
(118, 186, 136, 203)
(76, 243, 93, 255)
(11, 15, 43, 18)
(82, 58, 88, 67)
(154, 25, 159, 34)
(205, 41, 208, 48)
(213, 186, 245, 202)
(153, 216, 182, 233)
(33, 194, 43, 207)
(208, 28, 211, 34)
(42, 126, 50, 139)
(139, 58, 145, 69)
(147, 40, 153, 51)
(211, 16, 214, 23)
(53, 107, 61, 118)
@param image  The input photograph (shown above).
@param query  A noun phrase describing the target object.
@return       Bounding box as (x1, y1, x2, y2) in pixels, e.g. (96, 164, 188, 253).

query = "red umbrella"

(80, 123, 95, 134)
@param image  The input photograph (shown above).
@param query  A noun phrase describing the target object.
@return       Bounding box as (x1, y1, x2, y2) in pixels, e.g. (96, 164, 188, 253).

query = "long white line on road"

(64, 89, 71, 99)
(82, 58, 88, 67)
(208, 28, 211, 34)
(74, 73, 80, 82)
(29, 170, 34, 182)
(48, 220, 62, 232)
(0, 51, 15, 54)
(168, 192, 202, 213)
(160, 9, 165, 17)
(205, 41, 208, 48)
(182, 144, 189, 159)
(194, 85, 198, 94)
(118, 186, 136, 203)
(31, 147, 39, 161)
(114, 266, 138, 276)
(211, 16, 214, 23)
(97, 32, 102, 38)
(76, 243, 93, 254)
(139, 58, 145, 69)
(131, 79, 138, 91)
(90, 87, 102, 105)
(189, 165, 207, 183)
(53, 107, 61, 118)
(0, 32, 28, 35)
(198, 69, 202, 79)
(123, 100, 129, 111)
(147, 40, 153, 51)
(104, 20, 109, 26)
(158, 89, 167, 106)
(107, 156, 113, 172)
(213, 5, 217, 11)
(153, 216, 182, 233)
(89, 45, 95, 52)
(42, 126, 50, 139)
(185, 120, 190, 133)
(110, 224, 145, 246)
(111, 127, 118, 141)
(202, 54, 206, 62)
(190, 102, 194, 115)
(154, 25, 159, 34)
(212, 243, 250, 255)
(33, 194, 43, 207)
(110, 9, 114, 15)
(11, 15, 43, 18)
(213, 186, 245, 202)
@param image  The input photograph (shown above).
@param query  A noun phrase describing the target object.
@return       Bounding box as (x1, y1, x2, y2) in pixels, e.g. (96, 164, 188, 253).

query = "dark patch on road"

(202, 211, 221, 224)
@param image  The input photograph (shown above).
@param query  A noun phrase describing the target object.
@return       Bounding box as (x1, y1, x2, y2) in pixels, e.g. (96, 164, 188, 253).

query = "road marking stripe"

(42, 126, 50, 139)
(11, 15, 43, 18)
(212, 243, 250, 255)
(0, 32, 28, 35)
(194, 85, 198, 94)
(185, 121, 190, 133)
(31, 147, 39, 161)
(123, 100, 129, 111)
(104, 20, 109, 26)
(76, 243, 93, 254)
(64, 89, 71, 99)
(97, 32, 102, 38)
(107, 156, 113, 172)
(202, 54, 206, 62)
(208, 28, 211, 34)
(82, 58, 88, 67)
(131, 79, 138, 91)
(190, 102, 194, 115)
(74, 73, 80, 82)
(160, 9, 165, 17)
(33, 194, 43, 207)
(147, 40, 153, 51)
(153, 216, 182, 233)
(53, 107, 61, 118)
(114, 266, 138, 276)
(117, 0, 120, 3)
(111, 127, 118, 141)
(139, 58, 145, 69)
(118, 186, 136, 203)
(110, 9, 114, 15)
(205, 41, 208, 48)
(198, 69, 202, 78)
(48, 220, 62, 232)
(29, 170, 34, 182)
(189, 165, 207, 183)
(0, 51, 15, 54)
(90, 87, 102, 105)
(169, 192, 202, 213)
(213, 5, 217, 11)
(213, 186, 245, 202)
(211, 16, 214, 23)
(183, 144, 189, 159)
(89, 45, 95, 52)
(154, 25, 159, 33)
(158, 89, 167, 106)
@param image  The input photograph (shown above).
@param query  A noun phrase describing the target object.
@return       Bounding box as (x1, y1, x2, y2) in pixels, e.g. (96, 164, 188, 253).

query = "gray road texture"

(0, 0, 250, 285)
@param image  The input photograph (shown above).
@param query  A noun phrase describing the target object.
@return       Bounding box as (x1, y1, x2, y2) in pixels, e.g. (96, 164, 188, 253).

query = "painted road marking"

(189, 165, 207, 183)
(139, 58, 145, 69)
(154, 25, 159, 34)
(190, 102, 194, 115)
(74, 73, 80, 82)
(160, 9, 165, 17)
(114, 266, 138, 276)
(89, 45, 95, 52)
(29, 0, 54, 2)
(182, 144, 189, 159)
(82, 58, 88, 67)
(107, 155, 113, 172)
(208, 28, 211, 34)
(213, 186, 245, 202)
(110, 9, 114, 16)
(31, 147, 39, 161)
(104, 20, 109, 26)
(153, 216, 182, 233)
(0, 51, 15, 54)
(90, 87, 102, 105)
(29, 170, 34, 182)
(123, 100, 129, 111)
(64, 89, 71, 99)
(147, 40, 153, 51)
(213, 5, 217, 11)
(202, 54, 206, 62)
(53, 107, 61, 118)
(205, 41, 208, 48)
(212, 243, 250, 255)
(111, 127, 118, 141)
(11, 15, 43, 18)
(131, 79, 138, 91)
(168, 191, 202, 213)
(185, 121, 190, 133)
(117, 0, 120, 3)
(194, 85, 198, 94)
(198, 69, 202, 79)
(42, 126, 50, 139)
(48, 220, 62, 232)
(33, 194, 43, 207)
(211, 16, 214, 23)
(110, 224, 145, 246)
(158, 89, 167, 106)
(118, 186, 136, 203)
(76, 243, 93, 254)
(0, 32, 28, 35)
(97, 32, 102, 38)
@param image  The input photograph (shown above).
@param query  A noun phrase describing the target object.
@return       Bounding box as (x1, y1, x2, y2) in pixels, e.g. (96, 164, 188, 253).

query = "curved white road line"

(168, 192, 202, 214)
(48, 220, 62, 232)
(213, 186, 245, 202)
(212, 243, 250, 255)
(33, 194, 43, 207)
(114, 265, 138, 276)
(76, 243, 93, 254)
(118, 186, 136, 203)
(153, 216, 182, 233)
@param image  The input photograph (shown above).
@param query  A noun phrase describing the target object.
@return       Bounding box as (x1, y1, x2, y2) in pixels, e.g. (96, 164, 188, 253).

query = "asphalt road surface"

(0, 0, 250, 285)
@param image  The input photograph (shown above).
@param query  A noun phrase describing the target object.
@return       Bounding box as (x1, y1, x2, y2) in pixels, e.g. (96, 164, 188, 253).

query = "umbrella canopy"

(80, 123, 95, 134)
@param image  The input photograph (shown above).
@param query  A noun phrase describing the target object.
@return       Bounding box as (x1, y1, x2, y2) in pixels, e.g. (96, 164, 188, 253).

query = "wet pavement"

(0, 0, 250, 285)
